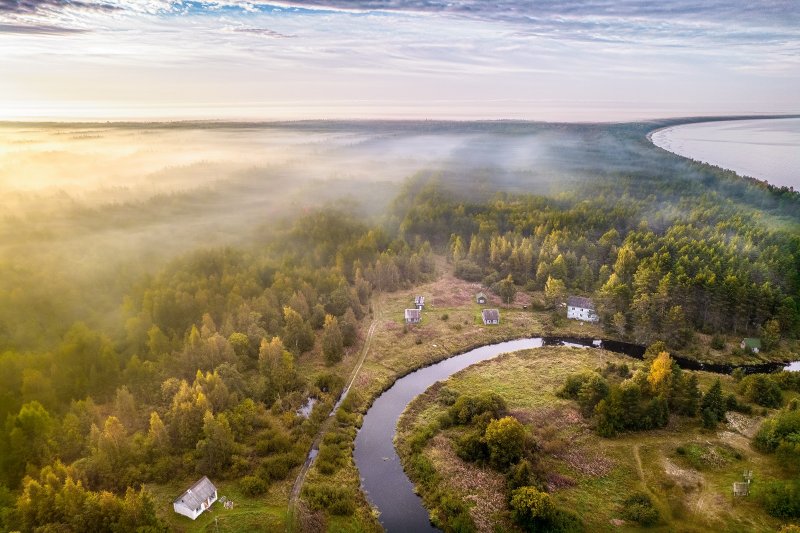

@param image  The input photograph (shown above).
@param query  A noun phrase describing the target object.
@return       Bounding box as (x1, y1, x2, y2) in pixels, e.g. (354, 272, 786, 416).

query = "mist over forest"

(1, 119, 799, 532)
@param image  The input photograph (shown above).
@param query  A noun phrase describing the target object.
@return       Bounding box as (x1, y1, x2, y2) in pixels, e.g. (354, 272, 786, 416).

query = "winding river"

(353, 337, 798, 532)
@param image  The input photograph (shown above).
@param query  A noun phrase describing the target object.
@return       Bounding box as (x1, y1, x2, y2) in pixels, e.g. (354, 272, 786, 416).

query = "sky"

(0, 0, 798, 121)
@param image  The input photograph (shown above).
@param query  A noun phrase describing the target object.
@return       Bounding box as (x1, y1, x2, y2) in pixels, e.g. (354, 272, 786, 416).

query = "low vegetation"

(397, 347, 797, 532)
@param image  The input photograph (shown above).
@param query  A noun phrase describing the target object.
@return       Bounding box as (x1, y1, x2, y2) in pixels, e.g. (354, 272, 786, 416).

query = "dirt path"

(286, 298, 383, 531)
(632, 443, 645, 481)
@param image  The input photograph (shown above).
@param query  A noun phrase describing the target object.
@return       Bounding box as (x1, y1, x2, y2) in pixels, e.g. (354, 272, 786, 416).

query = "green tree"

(3, 401, 54, 487)
(196, 411, 236, 476)
(322, 314, 345, 364)
(762, 318, 781, 351)
(258, 337, 297, 402)
(498, 274, 517, 305)
(701, 379, 726, 427)
(577, 373, 609, 417)
(282, 306, 315, 354)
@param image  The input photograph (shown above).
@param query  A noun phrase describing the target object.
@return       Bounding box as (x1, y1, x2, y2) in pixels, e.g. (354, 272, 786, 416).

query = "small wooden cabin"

(476, 292, 487, 305)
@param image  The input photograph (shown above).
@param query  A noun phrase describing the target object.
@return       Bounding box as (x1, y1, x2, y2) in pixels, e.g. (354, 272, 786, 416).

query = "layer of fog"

(0, 120, 667, 347)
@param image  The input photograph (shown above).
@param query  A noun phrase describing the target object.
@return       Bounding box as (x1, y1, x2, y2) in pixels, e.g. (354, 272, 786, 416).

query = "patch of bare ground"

(516, 406, 612, 480)
(663, 458, 704, 492)
(427, 435, 508, 533)
(725, 411, 761, 438)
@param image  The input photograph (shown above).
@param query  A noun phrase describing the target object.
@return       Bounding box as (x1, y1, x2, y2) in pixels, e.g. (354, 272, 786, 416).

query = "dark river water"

(352, 337, 798, 532)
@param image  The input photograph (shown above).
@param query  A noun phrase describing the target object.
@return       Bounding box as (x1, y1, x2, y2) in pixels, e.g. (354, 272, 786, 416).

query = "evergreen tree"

(701, 379, 726, 427)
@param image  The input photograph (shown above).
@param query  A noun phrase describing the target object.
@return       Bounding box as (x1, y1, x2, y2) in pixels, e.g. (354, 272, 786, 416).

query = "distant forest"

(0, 120, 798, 531)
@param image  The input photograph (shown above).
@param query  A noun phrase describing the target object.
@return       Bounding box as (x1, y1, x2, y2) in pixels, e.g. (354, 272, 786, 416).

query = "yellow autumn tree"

(647, 351, 673, 395)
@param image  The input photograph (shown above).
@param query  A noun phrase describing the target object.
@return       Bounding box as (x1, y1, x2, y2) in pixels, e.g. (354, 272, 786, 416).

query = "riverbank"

(302, 266, 796, 529)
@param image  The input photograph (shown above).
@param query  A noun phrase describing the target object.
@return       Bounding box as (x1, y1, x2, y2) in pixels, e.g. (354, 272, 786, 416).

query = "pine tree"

(701, 379, 726, 426)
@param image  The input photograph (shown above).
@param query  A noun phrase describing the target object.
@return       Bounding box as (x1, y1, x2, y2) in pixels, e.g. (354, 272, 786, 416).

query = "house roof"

(567, 296, 595, 310)
(414, 296, 425, 304)
(476, 292, 486, 299)
(482, 309, 499, 321)
(405, 308, 421, 320)
(174, 476, 217, 509)
(742, 338, 762, 349)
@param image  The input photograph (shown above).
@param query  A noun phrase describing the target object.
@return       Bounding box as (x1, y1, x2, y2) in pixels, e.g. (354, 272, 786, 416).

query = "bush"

(303, 483, 355, 516)
(725, 393, 753, 414)
(259, 450, 303, 481)
(759, 480, 800, 518)
(485, 416, 526, 469)
(621, 492, 660, 526)
(455, 429, 488, 462)
(739, 374, 783, 408)
(511, 486, 554, 527)
(447, 393, 507, 426)
(239, 475, 268, 496)
(454, 260, 483, 281)
(710, 334, 726, 350)
(314, 373, 344, 394)
(440, 313, 449, 321)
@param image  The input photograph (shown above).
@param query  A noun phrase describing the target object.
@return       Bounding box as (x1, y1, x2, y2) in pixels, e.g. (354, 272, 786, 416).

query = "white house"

(173, 476, 218, 520)
(414, 296, 425, 310)
(405, 308, 422, 324)
(567, 296, 599, 323)
(476, 292, 487, 305)
(482, 309, 500, 325)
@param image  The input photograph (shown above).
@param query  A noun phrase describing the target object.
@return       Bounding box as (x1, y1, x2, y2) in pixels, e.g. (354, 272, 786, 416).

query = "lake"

(650, 117, 800, 190)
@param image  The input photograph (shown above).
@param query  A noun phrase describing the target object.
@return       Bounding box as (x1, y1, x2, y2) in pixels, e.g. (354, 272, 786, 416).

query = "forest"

(0, 119, 798, 531)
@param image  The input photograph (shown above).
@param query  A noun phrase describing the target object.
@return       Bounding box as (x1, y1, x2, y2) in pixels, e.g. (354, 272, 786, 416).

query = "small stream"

(353, 336, 798, 532)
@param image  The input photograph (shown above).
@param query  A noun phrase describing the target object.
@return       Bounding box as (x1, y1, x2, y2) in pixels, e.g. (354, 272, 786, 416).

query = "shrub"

(314, 373, 344, 394)
(255, 428, 293, 456)
(303, 483, 355, 516)
(239, 475, 268, 496)
(759, 480, 800, 519)
(510, 486, 554, 528)
(739, 374, 783, 408)
(455, 429, 488, 463)
(454, 260, 483, 281)
(447, 393, 507, 426)
(440, 313, 449, 321)
(710, 334, 726, 350)
(485, 416, 526, 469)
(621, 492, 660, 526)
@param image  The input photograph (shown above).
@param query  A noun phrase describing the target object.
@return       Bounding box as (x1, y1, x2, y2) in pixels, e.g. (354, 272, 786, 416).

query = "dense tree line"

(393, 175, 799, 350)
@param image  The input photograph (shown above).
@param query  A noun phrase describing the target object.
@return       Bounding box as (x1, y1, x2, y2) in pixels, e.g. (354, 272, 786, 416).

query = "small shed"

(476, 292, 487, 305)
(174, 476, 218, 520)
(733, 482, 749, 497)
(414, 296, 425, 309)
(482, 309, 500, 325)
(741, 338, 761, 354)
(405, 308, 421, 324)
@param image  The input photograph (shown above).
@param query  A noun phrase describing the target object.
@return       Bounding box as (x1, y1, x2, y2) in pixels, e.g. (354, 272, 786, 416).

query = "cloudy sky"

(0, 0, 798, 120)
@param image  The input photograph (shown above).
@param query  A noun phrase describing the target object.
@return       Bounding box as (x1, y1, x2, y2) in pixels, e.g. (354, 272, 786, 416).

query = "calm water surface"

(650, 118, 800, 190)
